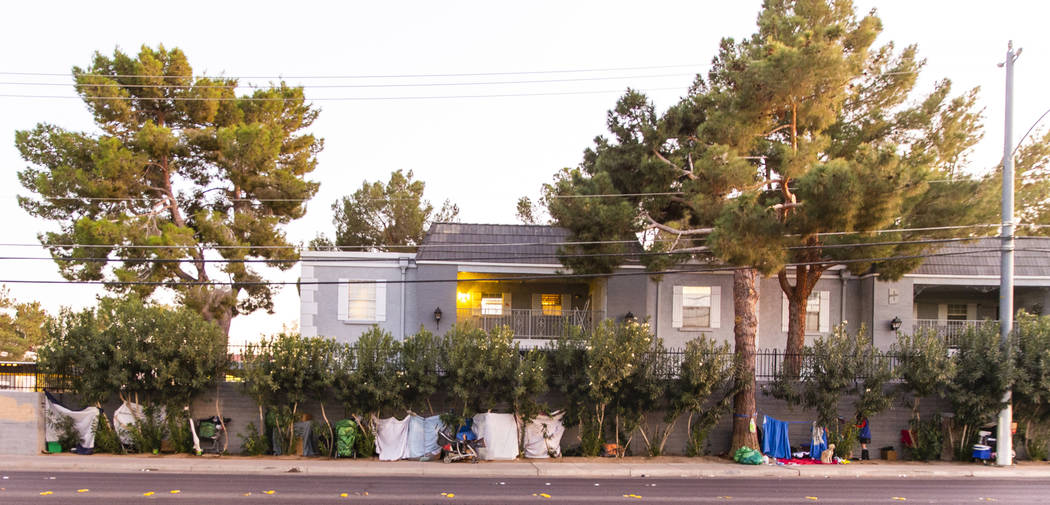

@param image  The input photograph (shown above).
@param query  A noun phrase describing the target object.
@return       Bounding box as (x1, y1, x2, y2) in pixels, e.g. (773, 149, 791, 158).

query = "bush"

(909, 414, 944, 461)
(166, 411, 195, 454)
(126, 405, 167, 454)
(239, 422, 268, 456)
(51, 414, 80, 452)
(93, 413, 123, 454)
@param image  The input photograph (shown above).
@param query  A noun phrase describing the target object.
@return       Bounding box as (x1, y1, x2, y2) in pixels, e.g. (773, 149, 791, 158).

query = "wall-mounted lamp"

(625, 311, 636, 323)
(890, 316, 902, 332)
(434, 307, 443, 324)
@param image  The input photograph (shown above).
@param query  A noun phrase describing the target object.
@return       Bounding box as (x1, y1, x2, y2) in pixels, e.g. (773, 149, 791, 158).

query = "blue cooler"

(972, 444, 992, 460)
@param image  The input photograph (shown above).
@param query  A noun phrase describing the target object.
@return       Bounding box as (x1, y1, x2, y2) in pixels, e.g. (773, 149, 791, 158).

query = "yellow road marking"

(39, 491, 53, 495)
(805, 497, 818, 501)
(340, 492, 349, 497)
(170, 490, 180, 494)
(263, 490, 276, 495)
(77, 489, 89, 493)
(892, 498, 906, 501)
(143, 491, 155, 496)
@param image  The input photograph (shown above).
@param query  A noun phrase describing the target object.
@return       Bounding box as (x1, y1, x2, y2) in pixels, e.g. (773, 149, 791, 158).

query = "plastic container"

(972, 444, 992, 460)
(46, 442, 61, 453)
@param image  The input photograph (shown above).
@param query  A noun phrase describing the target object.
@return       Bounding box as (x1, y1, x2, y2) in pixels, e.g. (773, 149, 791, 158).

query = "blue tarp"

(810, 423, 828, 460)
(406, 414, 444, 459)
(761, 415, 791, 459)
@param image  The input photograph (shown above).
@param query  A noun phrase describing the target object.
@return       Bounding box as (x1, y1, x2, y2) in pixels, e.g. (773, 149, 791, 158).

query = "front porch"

(912, 319, 998, 346)
(456, 308, 605, 343)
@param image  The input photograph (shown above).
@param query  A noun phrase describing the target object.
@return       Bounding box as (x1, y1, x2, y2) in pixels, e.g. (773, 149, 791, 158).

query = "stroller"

(439, 419, 485, 464)
(197, 416, 231, 453)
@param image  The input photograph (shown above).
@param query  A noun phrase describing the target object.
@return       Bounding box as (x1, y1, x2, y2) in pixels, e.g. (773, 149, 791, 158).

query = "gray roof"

(912, 237, 1050, 277)
(416, 223, 573, 264)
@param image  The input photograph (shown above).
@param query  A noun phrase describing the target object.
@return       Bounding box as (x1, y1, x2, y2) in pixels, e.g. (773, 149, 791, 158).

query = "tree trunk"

(731, 268, 760, 453)
(784, 293, 806, 377)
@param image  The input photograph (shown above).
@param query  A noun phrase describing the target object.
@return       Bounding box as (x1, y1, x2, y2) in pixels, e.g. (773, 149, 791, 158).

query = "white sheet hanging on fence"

(375, 416, 410, 461)
(523, 411, 565, 458)
(43, 393, 99, 451)
(112, 402, 166, 446)
(473, 412, 519, 460)
(406, 414, 444, 459)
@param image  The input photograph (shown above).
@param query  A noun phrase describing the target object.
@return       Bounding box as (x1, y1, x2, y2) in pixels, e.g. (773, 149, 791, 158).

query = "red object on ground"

(777, 458, 827, 465)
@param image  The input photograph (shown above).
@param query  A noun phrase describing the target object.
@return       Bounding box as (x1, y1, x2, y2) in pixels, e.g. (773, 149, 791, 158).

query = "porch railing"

(912, 319, 997, 347)
(456, 308, 605, 342)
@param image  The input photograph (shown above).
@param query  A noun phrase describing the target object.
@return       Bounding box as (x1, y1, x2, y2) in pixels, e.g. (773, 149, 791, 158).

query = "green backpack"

(334, 419, 359, 458)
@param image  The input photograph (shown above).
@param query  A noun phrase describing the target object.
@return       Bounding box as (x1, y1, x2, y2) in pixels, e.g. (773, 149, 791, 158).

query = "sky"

(1, 1, 1048, 344)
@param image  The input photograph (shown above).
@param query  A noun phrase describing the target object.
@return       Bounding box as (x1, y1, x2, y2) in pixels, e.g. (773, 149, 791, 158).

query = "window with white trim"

(805, 292, 821, 330)
(782, 290, 830, 333)
(672, 285, 721, 329)
(338, 279, 386, 323)
(541, 294, 562, 316)
(946, 304, 967, 321)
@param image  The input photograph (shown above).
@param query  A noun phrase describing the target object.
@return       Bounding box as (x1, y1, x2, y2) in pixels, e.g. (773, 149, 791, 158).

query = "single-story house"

(300, 224, 1050, 350)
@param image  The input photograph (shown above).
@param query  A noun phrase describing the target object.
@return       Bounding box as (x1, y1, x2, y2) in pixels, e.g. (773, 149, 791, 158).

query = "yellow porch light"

(456, 291, 471, 305)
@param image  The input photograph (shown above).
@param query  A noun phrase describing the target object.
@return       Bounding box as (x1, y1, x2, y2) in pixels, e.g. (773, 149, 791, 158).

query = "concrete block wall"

(0, 392, 44, 455)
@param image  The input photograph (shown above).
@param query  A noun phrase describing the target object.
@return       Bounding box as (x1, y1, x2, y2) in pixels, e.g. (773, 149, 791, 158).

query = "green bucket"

(46, 441, 62, 453)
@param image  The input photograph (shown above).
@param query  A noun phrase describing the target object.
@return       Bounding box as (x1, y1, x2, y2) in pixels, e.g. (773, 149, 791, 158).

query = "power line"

(0, 73, 694, 90)
(0, 87, 685, 102)
(0, 63, 708, 80)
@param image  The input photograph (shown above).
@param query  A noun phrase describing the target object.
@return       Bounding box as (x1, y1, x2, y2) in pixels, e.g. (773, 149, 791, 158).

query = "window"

(481, 293, 503, 315)
(947, 304, 968, 321)
(541, 294, 562, 316)
(348, 283, 377, 320)
(672, 285, 721, 329)
(806, 292, 821, 330)
(682, 286, 712, 328)
(338, 279, 386, 323)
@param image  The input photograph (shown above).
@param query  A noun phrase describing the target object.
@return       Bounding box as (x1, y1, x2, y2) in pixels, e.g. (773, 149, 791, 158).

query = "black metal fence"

(0, 362, 73, 392)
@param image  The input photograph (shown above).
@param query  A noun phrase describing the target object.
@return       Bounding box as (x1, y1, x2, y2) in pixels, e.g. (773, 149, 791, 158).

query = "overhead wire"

(0, 87, 686, 101)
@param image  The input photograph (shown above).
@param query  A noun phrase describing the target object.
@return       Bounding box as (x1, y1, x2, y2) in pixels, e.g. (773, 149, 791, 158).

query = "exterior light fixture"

(890, 316, 902, 332)
(625, 311, 636, 323)
(434, 307, 443, 324)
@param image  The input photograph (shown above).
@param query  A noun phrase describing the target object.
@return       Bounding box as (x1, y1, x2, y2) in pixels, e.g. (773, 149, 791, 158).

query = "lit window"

(541, 294, 562, 316)
(682, 286, 712, 328)
(348, 283, 376, 321)
(481, 294, 503, 315)
(947, 304, 967, 321)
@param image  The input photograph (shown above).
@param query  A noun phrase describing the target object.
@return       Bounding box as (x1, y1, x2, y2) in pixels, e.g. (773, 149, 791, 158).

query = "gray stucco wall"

(757, 277, 845, 351)
(871, 277, 913, 348)
(651, 272, 735, 349)
(303, 256, 415, 344)
(413, 263, 458, 336)
(0, 392, 44, 455)
(605, 271, 649, 326)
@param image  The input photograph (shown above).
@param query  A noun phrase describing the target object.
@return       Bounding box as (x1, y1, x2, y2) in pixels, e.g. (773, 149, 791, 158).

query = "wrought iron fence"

(0, 362, 73, 392)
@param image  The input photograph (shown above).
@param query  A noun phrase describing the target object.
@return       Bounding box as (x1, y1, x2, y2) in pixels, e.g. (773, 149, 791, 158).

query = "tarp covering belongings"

(473, 412, 519, 460)
(113, 402, 165, 446)
(43, 391, 100, 453)
(406, 414, 444, 460)
(334, 419, 359, 458)
(761, 415, 791, 459)
(375, 416, 410, 461)
(523, 411, 565, 458)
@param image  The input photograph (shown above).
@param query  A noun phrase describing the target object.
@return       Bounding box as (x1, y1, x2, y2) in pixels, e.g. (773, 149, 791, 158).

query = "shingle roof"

(911, 237, 1050, 277)
(416, 223, 573, 264)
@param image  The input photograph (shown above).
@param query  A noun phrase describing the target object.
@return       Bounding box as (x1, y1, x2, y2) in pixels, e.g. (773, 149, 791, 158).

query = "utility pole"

(996, 41, 1021, 467)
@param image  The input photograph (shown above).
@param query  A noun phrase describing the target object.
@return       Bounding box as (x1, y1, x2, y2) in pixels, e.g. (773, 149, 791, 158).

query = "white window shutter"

(672, 286, 683, 328)
(782, 294, 790, 332)
(375, 281, 387, 322)
(710, 286, 721, 329)
(819, 290, 830, 333)
(337, 279, 349, 321)
(531, 294, 542, 311)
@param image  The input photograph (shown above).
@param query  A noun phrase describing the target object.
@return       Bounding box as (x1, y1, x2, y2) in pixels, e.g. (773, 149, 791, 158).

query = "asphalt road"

(0, 471, 1044, 504)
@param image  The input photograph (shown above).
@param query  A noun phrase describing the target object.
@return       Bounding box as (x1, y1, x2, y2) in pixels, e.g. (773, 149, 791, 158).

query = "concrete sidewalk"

(5, 454, 1050, 479)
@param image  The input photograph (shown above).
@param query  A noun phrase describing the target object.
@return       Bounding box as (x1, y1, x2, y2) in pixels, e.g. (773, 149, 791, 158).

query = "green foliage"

(15, 44, 322, 333)
(1012, 312, 1050, 458)
(908, 413, 945, 462)
(92, 413, 122, 454)
(50, 414, 80, 452)
(328, 169, 458, 251)
(944, 323, 1012, 457)
(239, 421, 268, 456)
(166, 410, 195, 454)
(0, 287, 49, 360)
(240, 333, 336, 452)
(126, 405, 167, 454)
(400, 328, 441, 414)
(892, 329, 956, 416)
(334, 327, 403, 421)
(38, 295, 227, 407)
(676, 337, 737, 457)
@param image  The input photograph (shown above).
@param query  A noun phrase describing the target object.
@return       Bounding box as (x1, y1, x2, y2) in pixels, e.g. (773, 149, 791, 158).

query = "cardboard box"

(881, 447, 897, 460)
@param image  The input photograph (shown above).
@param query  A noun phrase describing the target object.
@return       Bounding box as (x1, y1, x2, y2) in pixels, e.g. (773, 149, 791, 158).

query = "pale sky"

(1, 1, 1047, 344)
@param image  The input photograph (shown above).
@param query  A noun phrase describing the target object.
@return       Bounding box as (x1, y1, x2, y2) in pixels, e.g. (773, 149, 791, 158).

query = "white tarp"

(113, 402, 166, 446)
(43, 393, 99, 451)
(473, 412, 519, 460)
(406, 414, 444, 459)
(523, 411, 565, 458)
(375, 416, 410, 461)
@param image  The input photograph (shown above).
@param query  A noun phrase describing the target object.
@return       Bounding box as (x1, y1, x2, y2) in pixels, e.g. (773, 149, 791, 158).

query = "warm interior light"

(456, 291, 470, 305)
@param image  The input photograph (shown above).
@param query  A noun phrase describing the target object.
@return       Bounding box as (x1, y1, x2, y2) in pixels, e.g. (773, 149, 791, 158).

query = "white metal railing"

(456, 308, 605, 341)
(913, 319, 997, 346)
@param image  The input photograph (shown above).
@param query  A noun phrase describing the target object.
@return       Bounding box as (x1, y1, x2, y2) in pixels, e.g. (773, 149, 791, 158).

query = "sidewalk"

(5, 454, 1050, 479)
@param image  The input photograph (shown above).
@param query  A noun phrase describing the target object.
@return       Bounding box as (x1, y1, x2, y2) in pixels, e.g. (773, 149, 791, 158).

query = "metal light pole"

(996, 41, 1021, 467)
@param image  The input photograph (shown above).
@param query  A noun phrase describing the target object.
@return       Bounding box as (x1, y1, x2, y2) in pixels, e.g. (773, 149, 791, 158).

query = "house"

(301, 225, 1050, 350)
